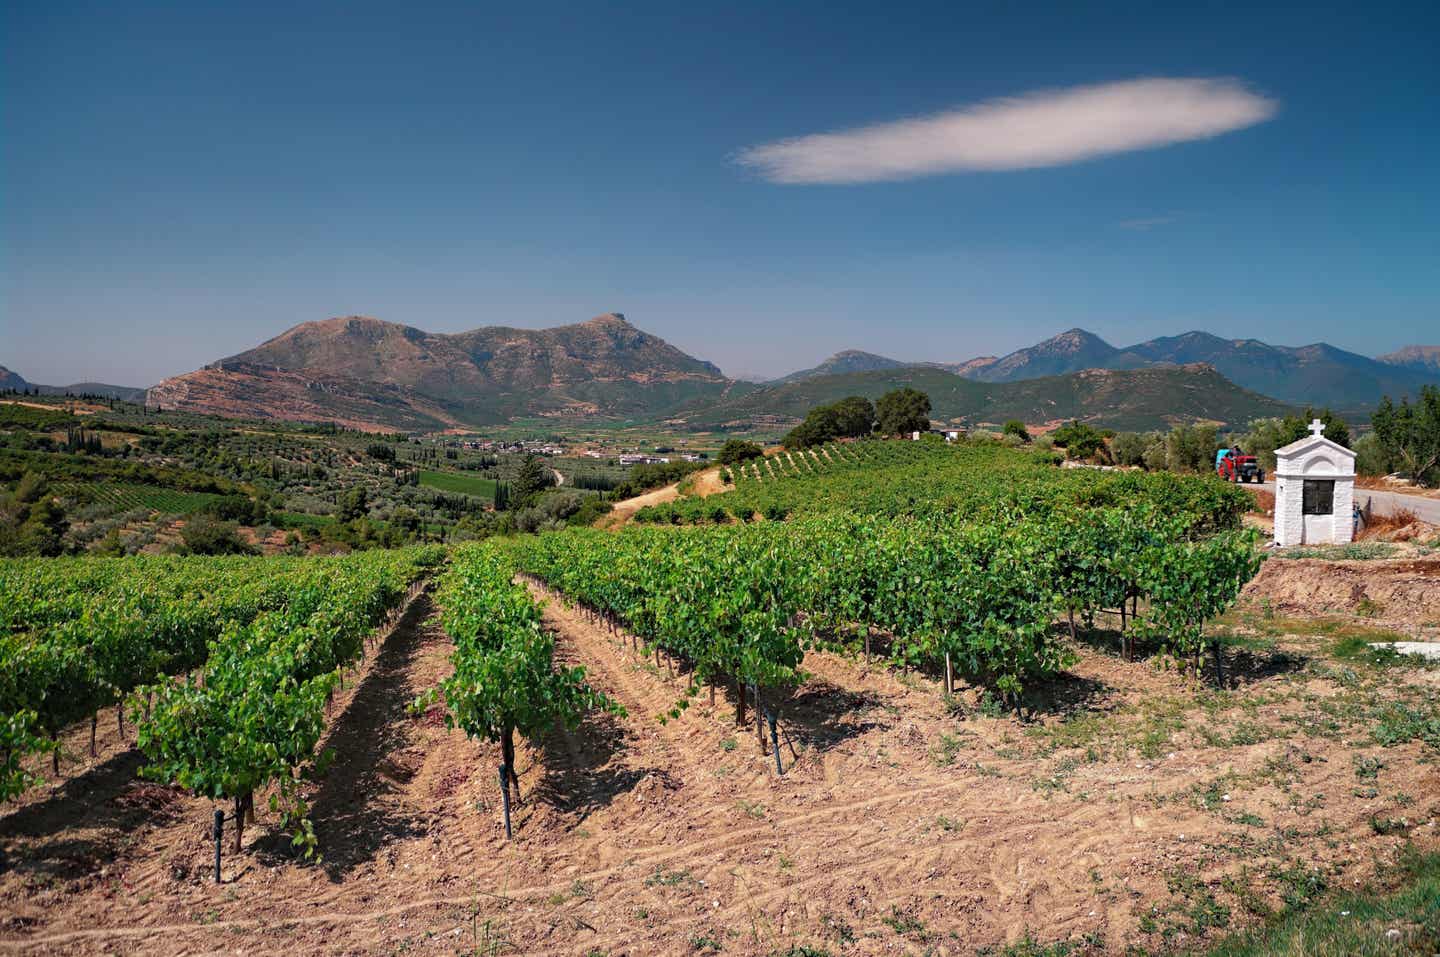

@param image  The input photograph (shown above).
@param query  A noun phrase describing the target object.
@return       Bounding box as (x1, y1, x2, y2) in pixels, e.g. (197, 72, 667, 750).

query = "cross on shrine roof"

(1308, 418, 1325, 438)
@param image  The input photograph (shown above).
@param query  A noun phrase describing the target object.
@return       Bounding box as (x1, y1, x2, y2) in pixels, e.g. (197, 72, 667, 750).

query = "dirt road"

(597, 466, 727, 528)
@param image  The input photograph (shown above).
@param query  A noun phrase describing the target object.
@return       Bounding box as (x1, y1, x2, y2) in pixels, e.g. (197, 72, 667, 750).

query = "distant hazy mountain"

(148, 313, 732, 430)
(0, 365, 28, 391)
(24, 316, 1440, 433)
(0, 364, 145, 401)
(953, 329, 1440, 414)
(775, 350, 911, 383)
(964, 329, 1140, 382)
(1377, 344, 1440, 375)
(777, 350, 1006, 383)
(678, 363, 1293, 433)
(36, 383, 148, 402)
(936, 355, 1000, 377)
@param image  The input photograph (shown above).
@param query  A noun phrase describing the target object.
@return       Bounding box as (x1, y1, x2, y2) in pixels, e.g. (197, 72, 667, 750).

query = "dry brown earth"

(3, 575, 1439, 955)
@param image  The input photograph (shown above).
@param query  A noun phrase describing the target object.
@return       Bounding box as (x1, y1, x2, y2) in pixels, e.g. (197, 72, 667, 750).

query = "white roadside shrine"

(1272, 419, 1356, 547)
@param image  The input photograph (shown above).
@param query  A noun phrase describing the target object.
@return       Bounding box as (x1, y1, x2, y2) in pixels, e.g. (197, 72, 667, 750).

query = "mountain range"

(0, 365, 146, 402)
(1378, 345, 1440, 375)
(782, 328, 1440, 415)
(7, 317, 1437, 434)
(145, 314, 737, 431)
(678, 363, 1294, 433)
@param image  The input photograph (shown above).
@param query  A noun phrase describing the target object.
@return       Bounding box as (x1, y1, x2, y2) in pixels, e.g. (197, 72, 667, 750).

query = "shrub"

(717, 439, 764, 465)
(176, 514, 254, 555)
(1050, 421, 1105, 460)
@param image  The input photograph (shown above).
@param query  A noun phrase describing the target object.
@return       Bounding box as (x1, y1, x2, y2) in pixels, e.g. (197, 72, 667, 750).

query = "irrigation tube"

(768, 712, 783, 775)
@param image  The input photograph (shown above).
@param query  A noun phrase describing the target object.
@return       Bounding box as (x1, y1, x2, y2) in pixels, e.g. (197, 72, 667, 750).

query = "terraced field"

(53, 482, 229, 515)
(417, 469, 498, 501)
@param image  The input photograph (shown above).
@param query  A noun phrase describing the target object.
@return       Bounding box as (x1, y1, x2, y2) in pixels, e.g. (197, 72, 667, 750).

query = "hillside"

(675, 362, 1293, 432)
(0, 366, 27, 391)
(1378, 344, 1440, 375)
(774, 350, 1004, 383)
(0, 364, 146, 402)
(964, 328, 1143, 381)
(148, 313, 731, 430)
(774, 349, 910, 383)
(36, 383, 148, 402)
(956, 329, 1439, 413)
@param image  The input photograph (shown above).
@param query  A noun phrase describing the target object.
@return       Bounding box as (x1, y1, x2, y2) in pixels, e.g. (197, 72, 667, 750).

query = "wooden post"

(232, 795, 245, 853)
(769, 712, 783, 775)
(944, 653, 954, 696)
(754, 686, 767, 753)
(1119, 601, 1129, 660)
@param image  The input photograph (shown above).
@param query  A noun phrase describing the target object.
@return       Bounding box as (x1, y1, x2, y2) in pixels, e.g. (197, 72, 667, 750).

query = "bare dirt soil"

(598, 482, 681, 527)
(3, 586, 1439, 956)
(1242, 557, 1440, 634)
(598, 467, 726, 528)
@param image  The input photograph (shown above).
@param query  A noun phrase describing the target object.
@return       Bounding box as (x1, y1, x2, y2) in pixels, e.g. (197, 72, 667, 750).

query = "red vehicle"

(1215, 447, 1266, 483)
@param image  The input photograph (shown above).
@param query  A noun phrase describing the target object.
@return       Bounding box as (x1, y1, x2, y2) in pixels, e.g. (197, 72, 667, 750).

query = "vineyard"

(52, 481, 230, 516)
(416, 469, 499, 501)
(2, 439, 1439, 955)
(1, 548, 442, 852)
(515, 506, 1257, 723)
(639, 439, 1252, 530)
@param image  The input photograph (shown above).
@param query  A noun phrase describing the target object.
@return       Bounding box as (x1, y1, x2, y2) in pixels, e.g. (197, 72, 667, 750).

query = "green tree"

(177, 514, 254, 556)
(1110, 431, 1151, 467)
(717, 439, 764, 465)
(337, 485, 369, 522)
(1371, 387, 1440, 487)
(831, 396, 876, 437)
(783, 406, 841, 449)
(1050, 421, 1105, 460)
(391, 507, 422, 533)
(1163, 424, 1219, 472)
(1289, 407, 1351, 450)
(1352, 432, 1392, 477)
(874, 388, 931, 436)
(512, 454, 555, 506)
(16, 499, 68, 557)
(1002, 420, 1031, 443)
(1239, 409, 1350, 472)
(0, 473, 68, 557)
(13, 471, 48, 505)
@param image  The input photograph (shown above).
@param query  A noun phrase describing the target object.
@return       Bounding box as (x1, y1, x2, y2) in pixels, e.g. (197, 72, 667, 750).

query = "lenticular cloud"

(735, 77, 1278, 184)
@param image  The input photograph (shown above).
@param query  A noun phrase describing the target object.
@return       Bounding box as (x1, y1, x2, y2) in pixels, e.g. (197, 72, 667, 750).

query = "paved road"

(1257, 481, 1440, 525)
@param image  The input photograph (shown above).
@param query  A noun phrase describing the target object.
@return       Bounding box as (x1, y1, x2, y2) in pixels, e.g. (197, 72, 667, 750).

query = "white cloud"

(734, 77, 1278, 184)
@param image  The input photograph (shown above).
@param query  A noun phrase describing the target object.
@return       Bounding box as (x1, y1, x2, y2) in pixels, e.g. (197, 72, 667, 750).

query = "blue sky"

(4, 1, 1438, 385)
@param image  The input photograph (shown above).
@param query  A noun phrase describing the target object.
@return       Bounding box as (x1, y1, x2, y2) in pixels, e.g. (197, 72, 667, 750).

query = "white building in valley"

(1273, 419, 1356, 547)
